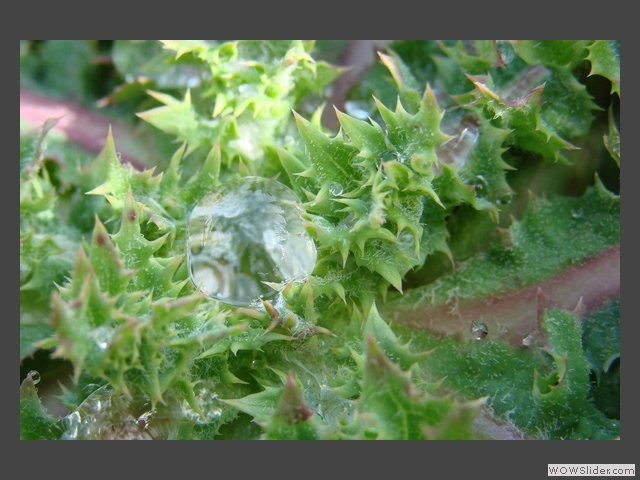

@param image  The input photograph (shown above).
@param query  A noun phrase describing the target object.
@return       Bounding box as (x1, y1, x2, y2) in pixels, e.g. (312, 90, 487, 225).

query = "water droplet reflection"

(187, 177, 317, 307)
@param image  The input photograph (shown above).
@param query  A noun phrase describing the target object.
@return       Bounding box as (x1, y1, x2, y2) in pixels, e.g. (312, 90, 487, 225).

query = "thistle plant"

(20, 40, 620, 440)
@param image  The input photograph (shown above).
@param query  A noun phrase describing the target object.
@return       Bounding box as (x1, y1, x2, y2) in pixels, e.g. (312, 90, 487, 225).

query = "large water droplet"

(187, 176, 317, 306)
(60, 385, 179, 440)
(180, 380, 225, 423)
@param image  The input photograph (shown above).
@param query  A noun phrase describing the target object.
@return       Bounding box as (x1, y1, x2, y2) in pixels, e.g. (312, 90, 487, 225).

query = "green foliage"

(20, 40, 619, 440)
(20, 372, 64, 440)
(395, 306, 619, 440)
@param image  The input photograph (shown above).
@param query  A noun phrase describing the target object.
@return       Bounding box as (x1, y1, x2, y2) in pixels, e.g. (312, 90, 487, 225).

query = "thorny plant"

(20, 40, 619, 440)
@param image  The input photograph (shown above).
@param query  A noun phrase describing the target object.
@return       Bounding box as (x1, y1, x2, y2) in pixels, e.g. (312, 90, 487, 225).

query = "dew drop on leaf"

(60, 385, 179, 440)
(187, 176, 317, 306)
(470, 320, 489, 341)
(398, 232, 414, 246)
(329, 182, 344, 196)
(522, 332, 535, 347)
(474, 174, 488, 192)
(27, 370, 41, 385)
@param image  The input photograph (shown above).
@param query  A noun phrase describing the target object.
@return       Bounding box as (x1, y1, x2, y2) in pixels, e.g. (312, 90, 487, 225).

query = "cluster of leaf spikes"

(20, 118, 117, 361)
(436, 40, 621, 170)
(19, 40, 347, 438)
(354, 41, 619, 208)
(136, 40, 344, 173)
(217, 301, 485, 440)
(278, 76, 500, 322)
(21, 121, 80, 315)
(21, 40, 620, 440)
(24, 128, 261, 414)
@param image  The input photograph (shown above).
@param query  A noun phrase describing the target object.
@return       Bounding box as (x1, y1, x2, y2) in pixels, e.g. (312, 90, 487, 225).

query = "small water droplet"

(27, 370, 41, 385)
(496, 192, 513, 206)
(398, 232, 414, 249)
(474, 174, 488, 192)
(329, 182, 344, 196)
(522, 332, 535, 347)
(470, 321, 488, 341)
(187, 176, 317, 307)
(90, 325, 114, 351)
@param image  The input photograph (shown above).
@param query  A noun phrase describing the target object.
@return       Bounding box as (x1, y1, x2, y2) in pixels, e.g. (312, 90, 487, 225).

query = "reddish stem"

(384, 245, 620, 346)
(20, 87, 149, 170)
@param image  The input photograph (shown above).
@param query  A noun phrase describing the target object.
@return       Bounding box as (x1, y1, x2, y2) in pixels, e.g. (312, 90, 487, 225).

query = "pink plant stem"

(386, 244, 620, 346)
(20, 87, 148, 170)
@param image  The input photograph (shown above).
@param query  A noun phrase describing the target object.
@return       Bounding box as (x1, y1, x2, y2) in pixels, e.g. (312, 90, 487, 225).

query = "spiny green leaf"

(604, 108, 620, 166)
(220, 385, 282, 425)
(467, 77, 577, 163)
(20, 232, 78, 295)
(180, 141, 222, 205)
(88, 217, 134, 296)
(335, 109, 388, 160)
(20, 116, 63, 178)
(137, 90, 215, 156)
(160, 39, 211, 60)
(20, 372, 64, 440)
(374, 85, 453, 174)
(294, 110, 362, 189)
(458, 115, 513, 204)
(377, 50, 422, 111)
(57, 247, 117, 326)
(158, 142, 187, 198)
(587, 40, 620, 97)
(262, 372, 324, 439)
(538, 68, 600, 141)
(437, 40, 500, 74)
(362, 302, 428, 370)
(582, 299, 620, 380)
(530, 307, 617, 439)
(534, 308, 591, 408)
(358, 335, 477, 439)
(112, 190, 168, 271)
(20, 323, 55, 360)
(515, 40, 591, 70)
